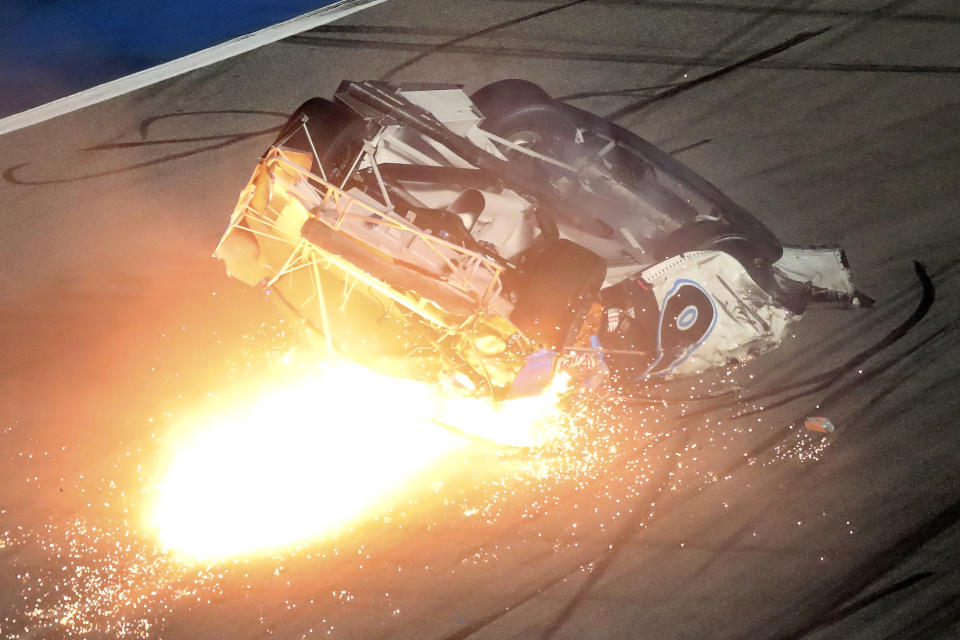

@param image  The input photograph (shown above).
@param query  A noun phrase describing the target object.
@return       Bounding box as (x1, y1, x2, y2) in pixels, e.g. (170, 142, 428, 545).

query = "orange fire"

(150, 360, 568, 561)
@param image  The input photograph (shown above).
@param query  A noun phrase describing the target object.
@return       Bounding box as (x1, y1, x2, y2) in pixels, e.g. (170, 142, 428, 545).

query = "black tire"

(272, 98, 367, 182)
(471, 80, 618, 239)
(509, 239, 607, 350)
(470, 79, 578, 162)
(470, 79, 552, 121)
(655, 220, 757, 262)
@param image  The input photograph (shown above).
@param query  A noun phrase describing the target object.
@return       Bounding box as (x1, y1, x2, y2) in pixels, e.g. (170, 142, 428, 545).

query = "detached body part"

(216, 80, 868, 398)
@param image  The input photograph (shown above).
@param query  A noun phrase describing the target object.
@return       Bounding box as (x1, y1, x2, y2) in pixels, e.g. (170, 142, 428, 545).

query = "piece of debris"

(804, 417, 836, 434)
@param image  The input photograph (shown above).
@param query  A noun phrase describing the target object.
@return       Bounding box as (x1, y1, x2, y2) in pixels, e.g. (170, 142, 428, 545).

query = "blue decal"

(677, 305, 698, 330)
(642, 279, 718, 377)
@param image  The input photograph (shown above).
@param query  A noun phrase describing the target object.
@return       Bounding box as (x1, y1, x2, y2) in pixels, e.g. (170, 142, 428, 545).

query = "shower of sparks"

(0, 320, 838, 639)
(150, 356, 574, 561)
(1, 519, 217, 639)
(150, 363, 458, 561)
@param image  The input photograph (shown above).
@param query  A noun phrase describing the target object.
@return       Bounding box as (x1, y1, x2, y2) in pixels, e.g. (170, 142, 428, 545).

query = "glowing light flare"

(434, 372, 571, 448)
(151, 361, 570, 561)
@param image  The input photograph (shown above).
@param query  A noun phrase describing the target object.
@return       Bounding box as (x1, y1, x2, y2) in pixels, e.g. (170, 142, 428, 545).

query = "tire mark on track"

(743, 258, 960, 393)
(285, 35, 960, 76)
(428, 427, 689, 640)
(461, 307, 947, 639)
(880, 591, 960, 640)
(378, 0, 591, 81)
(310, 23, 683, 52)
(605, 25, 829, 120)
(605, 0, 820, 119)
(766, 499, 960, 640)
(785, 572, 935, 639)
(535, 428, 692, 640)
(657, 0, 929, 138)
(669, 137, 713, 155)
(478, 0, 960, 25)
(2, 110, 285, 186)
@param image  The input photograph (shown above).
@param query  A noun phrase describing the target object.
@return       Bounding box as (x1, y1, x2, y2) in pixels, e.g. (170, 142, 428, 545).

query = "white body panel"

(642, 251, 797, 375)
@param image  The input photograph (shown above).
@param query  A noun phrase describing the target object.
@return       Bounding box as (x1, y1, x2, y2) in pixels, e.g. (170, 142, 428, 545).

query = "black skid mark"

(3, 110, 286, 186)
(536, 431, 692, 640)
(734, 261, 935, 417)
(289, 34, 960, 77)
(605, 26, 830, 121)
(555, 84, 679, 102)
(480, 0, 960, 26)
(623, 0, 822, 119)
(134, 109, 287, 141)
(879, 591, 960, 640)
(290, 31, 960, 83)
(377, 0, 591, 81)
(793, 572, 934, 636)
(767, 499, 960, 640)
(669, 138, 714, 155)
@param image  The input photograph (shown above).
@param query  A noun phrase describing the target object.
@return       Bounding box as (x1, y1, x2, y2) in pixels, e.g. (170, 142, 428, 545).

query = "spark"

(1, 519, 217, 639)
(0, 318, 843, 640)
(150, 360, 571, 561)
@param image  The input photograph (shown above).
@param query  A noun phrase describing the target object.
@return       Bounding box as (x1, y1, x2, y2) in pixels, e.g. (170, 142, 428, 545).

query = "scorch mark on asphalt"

(2, 110, 285, 186)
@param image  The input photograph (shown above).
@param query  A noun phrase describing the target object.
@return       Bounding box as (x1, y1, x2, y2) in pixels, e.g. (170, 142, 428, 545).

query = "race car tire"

(655, 220, 758, 262)
(470, 79, 579, 162)
(509, 239, 607, 350)
(471, 80, 617, 239)
(272, 98, 367, 181)
(470, 78, 552, 106)
(469, 79, 552, 119)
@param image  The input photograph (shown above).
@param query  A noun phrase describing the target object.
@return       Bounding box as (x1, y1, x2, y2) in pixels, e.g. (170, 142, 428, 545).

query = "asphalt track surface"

(1, 1, 959, 638)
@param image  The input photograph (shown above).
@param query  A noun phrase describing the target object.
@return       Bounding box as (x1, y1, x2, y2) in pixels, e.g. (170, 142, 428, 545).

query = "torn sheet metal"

(641, 251, 797, 376)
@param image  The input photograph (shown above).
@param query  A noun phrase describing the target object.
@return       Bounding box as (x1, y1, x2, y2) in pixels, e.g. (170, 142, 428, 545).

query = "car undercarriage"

(215, 79, 869, 399)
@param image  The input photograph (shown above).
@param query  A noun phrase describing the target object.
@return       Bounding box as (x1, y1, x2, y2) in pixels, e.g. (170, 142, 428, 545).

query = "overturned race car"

(215, 79, 870, 399)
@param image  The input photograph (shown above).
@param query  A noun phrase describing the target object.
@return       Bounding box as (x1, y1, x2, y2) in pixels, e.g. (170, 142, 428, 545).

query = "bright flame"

(151, 361, 568, 561)
(434, 371, 571, 447)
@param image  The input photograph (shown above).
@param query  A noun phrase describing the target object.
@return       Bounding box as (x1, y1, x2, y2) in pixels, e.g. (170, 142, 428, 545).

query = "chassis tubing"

(301, 219, 480, 318)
